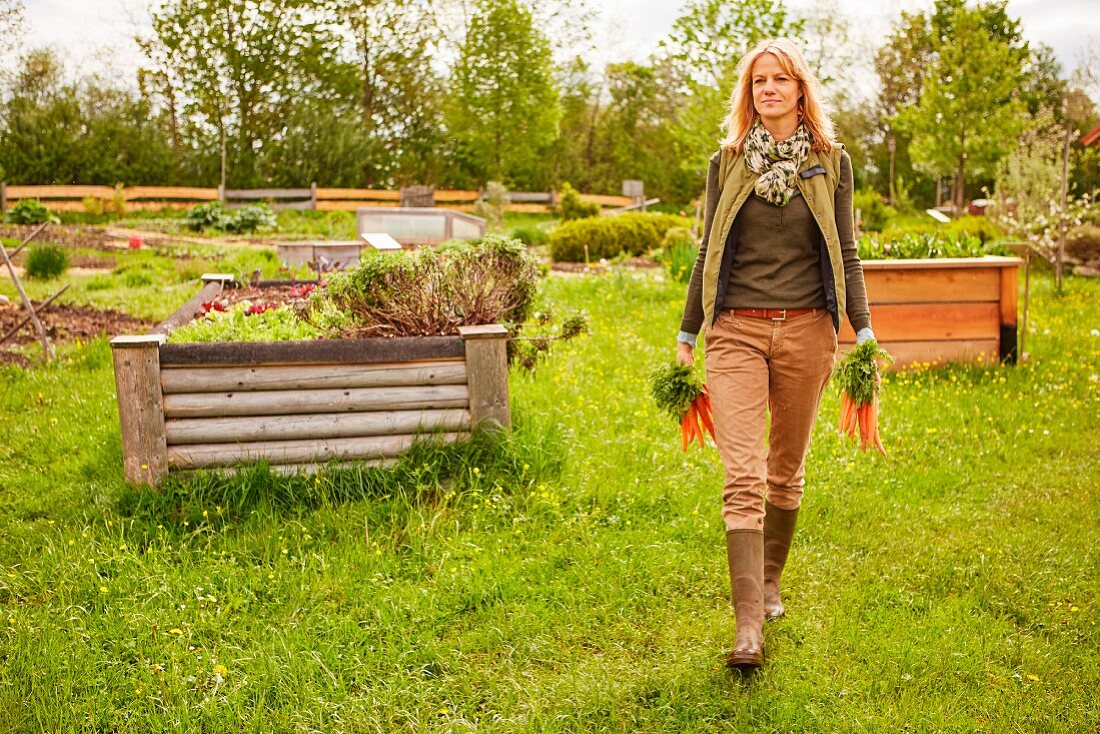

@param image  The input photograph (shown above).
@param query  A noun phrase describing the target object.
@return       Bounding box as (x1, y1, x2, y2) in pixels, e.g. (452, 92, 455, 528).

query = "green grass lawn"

(0, 265, 1097, 731)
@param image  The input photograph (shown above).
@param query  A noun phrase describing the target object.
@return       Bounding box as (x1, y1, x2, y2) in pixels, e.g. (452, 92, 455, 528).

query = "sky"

(16, 0, 1100, 98)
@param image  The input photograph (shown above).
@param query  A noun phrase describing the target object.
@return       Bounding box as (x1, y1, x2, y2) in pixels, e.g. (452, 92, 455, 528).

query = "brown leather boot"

(725, 529, 764, 671)
(763, 501, 799, 621)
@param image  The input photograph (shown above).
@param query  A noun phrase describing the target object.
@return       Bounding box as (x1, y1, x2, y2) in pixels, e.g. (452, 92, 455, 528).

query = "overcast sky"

(18, 0, 1100, 97)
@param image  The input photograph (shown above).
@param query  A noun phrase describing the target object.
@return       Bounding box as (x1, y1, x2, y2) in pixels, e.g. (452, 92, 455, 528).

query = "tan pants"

(704, 309, 837, 532)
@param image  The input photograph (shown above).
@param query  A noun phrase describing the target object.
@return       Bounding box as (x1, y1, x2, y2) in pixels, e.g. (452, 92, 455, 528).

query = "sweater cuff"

(677, 330, 698, 349)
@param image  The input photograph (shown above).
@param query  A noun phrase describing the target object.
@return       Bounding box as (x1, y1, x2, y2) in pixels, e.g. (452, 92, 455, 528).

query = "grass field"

(0, 260, 1097, 731)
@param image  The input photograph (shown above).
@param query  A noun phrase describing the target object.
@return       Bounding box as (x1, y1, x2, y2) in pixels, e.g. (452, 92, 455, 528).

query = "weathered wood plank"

(860, 256, 1022, 271)
(153, 280, 224, 335)
(459, 325, 510, 431)
(111, 335, 168, 484)
(224, 188, 312, 199)
(862, 267, 1000, 304)
(167, 432, 469, 468)
(579, 193, 634, 207)
(124, 186, 219, 201)
(160, 336, 466, 367)
(316, 200, 399, 211)
(160, 360, 467, 393)
(433, 190, 481, 202)
(165, 408, 471, 444)
(195, 458, 398, 476)
(837, 339, 1001, 369)
(837, 302, 1000, 342)
(315, 188, 401, 200)
(162, 383, 470, 418)
(6, 185, 114, 199)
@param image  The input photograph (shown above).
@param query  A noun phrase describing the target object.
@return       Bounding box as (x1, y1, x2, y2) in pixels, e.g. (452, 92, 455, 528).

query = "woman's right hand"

(676, 342, 695, 367)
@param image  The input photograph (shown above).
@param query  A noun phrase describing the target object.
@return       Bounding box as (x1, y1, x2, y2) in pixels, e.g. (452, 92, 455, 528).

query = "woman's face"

(750, 53, 801, 128)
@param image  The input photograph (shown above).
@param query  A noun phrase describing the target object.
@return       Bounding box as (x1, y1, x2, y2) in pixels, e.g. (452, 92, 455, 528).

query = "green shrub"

(24, 242, 69, 279)
(5, 199, 59, 225)
(655, 227, 699, 283)
(185, 202, 227, 232)
(510, 224, 549, 247)
(548, 212, 691, 262)
(315, 235, 542, 337)
(224, 204, 277, 234)
(557, 182, 600, 221)
(853, 188, 895, 232)
(185, 202, 276, 233)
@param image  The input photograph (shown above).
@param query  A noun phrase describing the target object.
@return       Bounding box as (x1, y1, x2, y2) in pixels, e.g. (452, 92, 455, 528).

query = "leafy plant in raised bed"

(315, 235, 542, 337)
(857, 232, 1011, 260)
(309, 235, 585, 366)
(168, 302, 320, 343)
(5, 199, 60, 225)
(25, 242, 69, 279)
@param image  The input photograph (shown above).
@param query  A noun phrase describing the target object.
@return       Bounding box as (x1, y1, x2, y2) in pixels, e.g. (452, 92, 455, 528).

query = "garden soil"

(0, 301, 155, 368)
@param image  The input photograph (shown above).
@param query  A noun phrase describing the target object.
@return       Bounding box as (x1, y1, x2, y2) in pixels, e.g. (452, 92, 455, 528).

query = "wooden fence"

(0, 183, 636, 215)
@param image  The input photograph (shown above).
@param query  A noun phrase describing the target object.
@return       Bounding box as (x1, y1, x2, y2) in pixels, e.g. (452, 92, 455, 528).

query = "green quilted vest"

(700, 145, 847, 330)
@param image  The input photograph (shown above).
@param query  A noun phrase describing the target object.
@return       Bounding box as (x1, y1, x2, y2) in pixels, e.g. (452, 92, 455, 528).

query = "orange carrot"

(683, 403, 699, 452)
(681, 409, 689, 452)
(870, 398, 886, 456)
(697, 394, 717, 441)
(858, 404, 869, 451)
(839, 394, 853, 436)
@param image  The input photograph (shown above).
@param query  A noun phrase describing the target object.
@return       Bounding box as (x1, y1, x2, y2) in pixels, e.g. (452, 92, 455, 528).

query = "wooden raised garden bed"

(836, 256, 1022, 368)
(111, 278, 510, 485)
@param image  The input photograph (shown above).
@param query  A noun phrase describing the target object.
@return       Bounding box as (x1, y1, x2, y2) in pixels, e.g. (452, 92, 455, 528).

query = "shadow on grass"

(116, 416, 563, 534)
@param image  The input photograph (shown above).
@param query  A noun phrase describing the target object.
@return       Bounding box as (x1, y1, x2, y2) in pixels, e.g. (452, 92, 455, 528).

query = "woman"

(677, 38, 875, 672)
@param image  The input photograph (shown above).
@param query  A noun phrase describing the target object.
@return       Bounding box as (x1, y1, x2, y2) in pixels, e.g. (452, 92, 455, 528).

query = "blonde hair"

(720, 37, 834, 154)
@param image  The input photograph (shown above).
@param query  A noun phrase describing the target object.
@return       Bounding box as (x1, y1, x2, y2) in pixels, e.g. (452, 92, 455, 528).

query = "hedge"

(549, 213, 691, 262)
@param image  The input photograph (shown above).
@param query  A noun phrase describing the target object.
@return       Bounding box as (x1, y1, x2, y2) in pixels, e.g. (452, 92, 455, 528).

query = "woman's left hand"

(676, 342, 695, 367)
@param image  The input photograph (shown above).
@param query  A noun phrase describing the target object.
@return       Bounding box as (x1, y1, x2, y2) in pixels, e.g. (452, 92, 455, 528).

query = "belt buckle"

(771, 309, 788, 321)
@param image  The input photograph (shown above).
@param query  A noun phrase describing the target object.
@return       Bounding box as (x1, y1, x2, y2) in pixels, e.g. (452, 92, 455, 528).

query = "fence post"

(458, 325, 511, 432)
(0, 182, 6, 213)
(217, 184, 225, 203)
(310, 181, 318, 211)
(110, 334, 169, 485)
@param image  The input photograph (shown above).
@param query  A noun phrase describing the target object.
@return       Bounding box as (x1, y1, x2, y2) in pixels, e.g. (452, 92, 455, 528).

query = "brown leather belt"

(730, 308, 818, 321)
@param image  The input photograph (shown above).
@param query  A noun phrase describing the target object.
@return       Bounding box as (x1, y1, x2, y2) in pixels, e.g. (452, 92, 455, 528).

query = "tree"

(893, 2, 1029, 208)
(331, 0, 447, 186)
(141, 0, 340, 187)
(0, 49, 178, 185)
(445, 0, 559, 188)
(656, 0, 801, 198)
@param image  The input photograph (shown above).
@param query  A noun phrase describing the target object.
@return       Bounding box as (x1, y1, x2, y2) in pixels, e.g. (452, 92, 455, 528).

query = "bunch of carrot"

(648, 363, 716, 452)
(680, 385, 717, 451)
(834, 339, 893, 457)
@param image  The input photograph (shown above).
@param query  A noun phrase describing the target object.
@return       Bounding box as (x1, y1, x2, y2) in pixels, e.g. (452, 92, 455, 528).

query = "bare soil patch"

(0, 301, 156, 367)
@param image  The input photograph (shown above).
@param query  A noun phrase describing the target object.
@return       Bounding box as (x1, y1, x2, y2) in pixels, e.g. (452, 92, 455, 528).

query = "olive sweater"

(680, 148, 872, 339)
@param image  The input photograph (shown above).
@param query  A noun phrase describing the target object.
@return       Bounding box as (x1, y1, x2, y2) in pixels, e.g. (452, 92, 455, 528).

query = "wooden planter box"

(111, 279, 510, 485)
(837, 256, 1022, 369)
